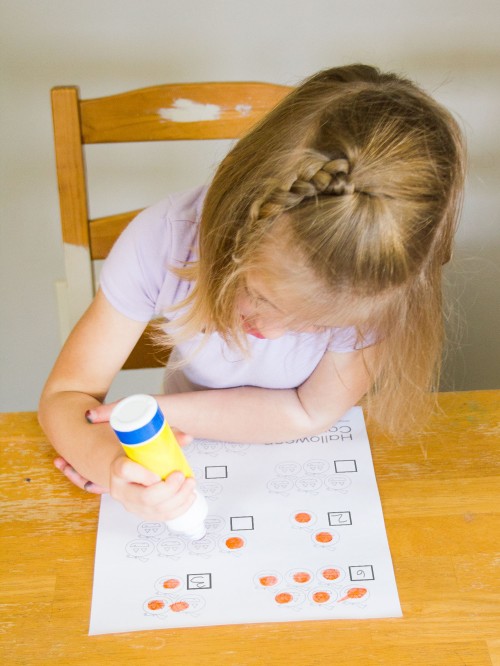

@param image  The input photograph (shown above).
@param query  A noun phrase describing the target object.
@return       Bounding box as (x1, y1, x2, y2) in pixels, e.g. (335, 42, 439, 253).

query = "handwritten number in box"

(349, 565, 374, 581)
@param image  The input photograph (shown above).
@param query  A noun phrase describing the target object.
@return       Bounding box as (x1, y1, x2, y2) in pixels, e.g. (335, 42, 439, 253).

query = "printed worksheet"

(89, 407, 401, 635)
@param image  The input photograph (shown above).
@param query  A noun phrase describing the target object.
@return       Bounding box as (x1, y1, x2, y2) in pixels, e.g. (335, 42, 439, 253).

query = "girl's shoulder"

(99, 186, 206, 321)
(127, 184, 206, 245)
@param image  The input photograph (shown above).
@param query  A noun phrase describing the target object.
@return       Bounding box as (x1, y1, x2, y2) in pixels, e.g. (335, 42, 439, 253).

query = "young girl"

(39, 64, 465, 522)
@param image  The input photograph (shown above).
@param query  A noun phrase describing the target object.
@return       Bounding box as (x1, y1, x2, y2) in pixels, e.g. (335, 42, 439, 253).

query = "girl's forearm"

(161, 386, 342, 443)
(38, 391, 122, 488)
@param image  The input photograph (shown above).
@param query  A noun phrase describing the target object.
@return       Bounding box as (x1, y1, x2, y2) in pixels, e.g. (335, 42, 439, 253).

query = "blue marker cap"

(109, 394, 164, 445)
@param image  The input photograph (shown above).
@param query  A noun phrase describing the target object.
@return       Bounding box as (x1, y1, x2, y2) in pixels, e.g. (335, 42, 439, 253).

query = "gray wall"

(1, 0, 499, 411)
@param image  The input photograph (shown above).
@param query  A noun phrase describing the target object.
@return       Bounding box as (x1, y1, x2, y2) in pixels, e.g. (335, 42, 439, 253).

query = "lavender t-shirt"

(100, 187, 366, 393)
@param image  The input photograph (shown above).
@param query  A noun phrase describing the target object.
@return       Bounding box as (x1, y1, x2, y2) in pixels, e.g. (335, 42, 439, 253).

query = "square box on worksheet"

(230, 516, 254, 531)
(205, 465, 228, 479)
(334, 459, 357, 473)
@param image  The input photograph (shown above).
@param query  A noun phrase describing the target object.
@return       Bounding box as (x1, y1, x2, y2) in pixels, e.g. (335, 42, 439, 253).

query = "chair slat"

(80, 82, 292, 143)
(89, 209, 143, 260)
(51, 87, 90, 246)
(122, 323, 171, 370)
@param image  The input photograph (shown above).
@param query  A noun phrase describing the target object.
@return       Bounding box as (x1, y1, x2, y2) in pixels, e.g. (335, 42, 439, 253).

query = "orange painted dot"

(275, 592, 293, 604)
(315, 531, 333, 543)
(259, 575, 279, 587)
(147, 599, 165, 611)
(322, 568, 340, 581)
(312, 591, 331, 604)
(338, 587, 368, 602)
(293, 571, 311, 584)
(162, 578, 181, 589)
(170, 601, 189, 613)
(226, 537, 244, 550)
(294, 512, 312, 523)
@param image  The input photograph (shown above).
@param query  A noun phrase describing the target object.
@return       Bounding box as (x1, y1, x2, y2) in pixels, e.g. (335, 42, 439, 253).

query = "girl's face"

(235, 230, 374, 340)
(237, 275, 328, 340)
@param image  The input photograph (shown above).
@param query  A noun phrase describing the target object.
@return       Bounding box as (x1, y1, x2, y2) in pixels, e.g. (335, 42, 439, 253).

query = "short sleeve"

(99, 199, 175, 322)
(99, 187, 205, 322)
(327, 327, 377, 353)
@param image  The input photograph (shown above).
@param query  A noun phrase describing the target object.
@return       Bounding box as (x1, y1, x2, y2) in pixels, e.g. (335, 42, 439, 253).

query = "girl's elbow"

(289, 408, 335, 440)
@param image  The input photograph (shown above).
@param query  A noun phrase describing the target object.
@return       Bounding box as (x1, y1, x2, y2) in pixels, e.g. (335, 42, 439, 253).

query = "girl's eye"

(246, 287, 274, 308)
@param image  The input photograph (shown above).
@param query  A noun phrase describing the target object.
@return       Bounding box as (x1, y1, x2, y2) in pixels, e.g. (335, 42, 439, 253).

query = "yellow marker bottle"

(110, 394, 207, 540)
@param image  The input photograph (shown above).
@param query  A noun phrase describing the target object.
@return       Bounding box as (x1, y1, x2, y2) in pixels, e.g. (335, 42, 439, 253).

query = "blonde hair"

(165, 64, 465, 433)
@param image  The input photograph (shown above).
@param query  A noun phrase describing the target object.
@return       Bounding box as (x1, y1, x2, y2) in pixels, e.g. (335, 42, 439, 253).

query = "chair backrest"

(51, 81, 293, 369)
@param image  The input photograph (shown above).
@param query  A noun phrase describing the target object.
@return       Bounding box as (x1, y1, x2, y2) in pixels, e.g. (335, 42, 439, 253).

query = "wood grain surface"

(1, 390, 499, 665)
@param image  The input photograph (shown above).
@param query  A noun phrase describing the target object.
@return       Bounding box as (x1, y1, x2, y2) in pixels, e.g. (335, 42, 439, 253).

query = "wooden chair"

(51, 81, 293, 369)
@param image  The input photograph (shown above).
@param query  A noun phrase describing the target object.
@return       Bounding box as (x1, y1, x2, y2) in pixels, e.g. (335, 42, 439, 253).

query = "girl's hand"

(85, 400, 193, 447)
(54, 457, 108, 494)
(53, 420, 193, 498)
(109, 455, 197, 521)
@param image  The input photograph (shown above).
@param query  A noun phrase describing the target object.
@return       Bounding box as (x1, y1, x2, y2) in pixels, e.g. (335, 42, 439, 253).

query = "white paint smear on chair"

(159, 99, 222, 122)
(235, 104, 252, 116)
(159, 99, 254, 123)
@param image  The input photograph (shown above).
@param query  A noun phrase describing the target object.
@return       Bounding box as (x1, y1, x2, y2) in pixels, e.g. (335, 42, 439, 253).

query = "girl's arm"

(90, 344, 376, 444)
(38, 289, 197, 520)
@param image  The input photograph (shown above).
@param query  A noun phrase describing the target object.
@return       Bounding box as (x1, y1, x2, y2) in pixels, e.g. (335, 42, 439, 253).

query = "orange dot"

(322, 568, 340, 581)
(338, 587, 368, 603)
(147, 599, 165, 611)
(293, 571, 311, 584)
(170, 601, 189, 612)
(275, 592, 293, 604)
(226, 537, 244, 550)
(315, 531, 333, 543)
(259, 575, 278, 587)
(313, 591, 331, 604)
(295, 512, 312, 523)
(162, 578, 181, 589)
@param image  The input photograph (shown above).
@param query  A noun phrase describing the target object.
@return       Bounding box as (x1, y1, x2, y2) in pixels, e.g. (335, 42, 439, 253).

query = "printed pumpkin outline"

(302, 459, 330, 475)
(308, 587, 338, 607)
(154, 575, 184, 594)
(267, 477, 295, 495)
(137, 521, 166, 540)
(254, 570, 282, 589)
(311, 529, 340, 549)
(169, 600, 190, 613)
(204, 515, 226, 534)
(317, 566, 345, 585)
(324, 474, 352, 493)
(187, 535, 217, 557)
(274, 460, 302, 477)
(180, 594, 206, 614)
(294, 476, 323, 494)
(220, 534, 246, 553)
(273, 590, 305, 608)
(285, 568, 314, 587)
(143, 595, 174, 616)
(338, 587, 369, 603)
(145, 598, 166, 613)
(125, 538, 156, 561)
(144, 593, 205, 618)
(224, 442, 251, 454)
(197, 481, 223, 501)
(275, 591, 293, 605)
(194, 440, 223, 456)
(290, 510, 317, 528)
(156, 536, 186, 558)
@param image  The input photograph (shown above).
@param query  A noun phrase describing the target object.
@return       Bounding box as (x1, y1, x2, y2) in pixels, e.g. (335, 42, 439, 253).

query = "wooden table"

(1, 390, 499, 665)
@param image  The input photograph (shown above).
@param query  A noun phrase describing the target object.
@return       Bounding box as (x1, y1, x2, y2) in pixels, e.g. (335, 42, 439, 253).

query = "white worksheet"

(89, 407, 401, 635)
